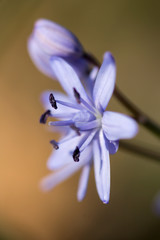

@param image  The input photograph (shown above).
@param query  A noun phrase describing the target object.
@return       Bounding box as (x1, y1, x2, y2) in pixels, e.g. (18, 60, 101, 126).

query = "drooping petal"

(93, 138, 103, 201)
(93, 131, 111, 204)
(77, 163, 92, 201)
(50, 57, 90, 103)
(28, 36, 54, 78)
(41, 145, 92, 191)
(99, 130, 110, 204)
(93, 52, 116, 111)
(102, 111, 139, 141)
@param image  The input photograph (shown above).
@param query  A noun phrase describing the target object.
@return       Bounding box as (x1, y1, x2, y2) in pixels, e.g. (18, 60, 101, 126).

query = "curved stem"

(84, 52, 160, 138)
(119, 140, 160, 162)
(114, 86, 160, 137)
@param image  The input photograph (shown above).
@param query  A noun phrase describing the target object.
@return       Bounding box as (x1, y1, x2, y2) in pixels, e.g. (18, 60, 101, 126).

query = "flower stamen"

(40, 109, 51, 124)
(54, 99, 82, 110)
(73, 87, 98, 115)
(70, 124, 81, 136)
(49, 93, 58, 109)
(73, 146, 80, 162)
(49, 120, 74, 126)
(79, 129, 98, 152)
(50, 140, 59, 149)
(73, 87, 81, 104)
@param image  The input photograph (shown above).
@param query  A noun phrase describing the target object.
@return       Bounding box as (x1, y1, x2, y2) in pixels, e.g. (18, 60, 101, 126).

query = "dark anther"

(40, 110, 51, 124)
(73, 146, 80, 162)
(73, 88, 81, 104)
(49, 93, 57, 109)
(70, 125, 81, 136)
(50, 140, 59, 150)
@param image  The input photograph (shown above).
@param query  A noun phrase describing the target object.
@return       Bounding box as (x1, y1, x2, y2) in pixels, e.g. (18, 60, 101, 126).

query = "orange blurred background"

(0, 0, 160, 239)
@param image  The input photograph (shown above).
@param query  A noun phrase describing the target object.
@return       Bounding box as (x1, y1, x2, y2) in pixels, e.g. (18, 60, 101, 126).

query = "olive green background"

(0, 0, 160, 239)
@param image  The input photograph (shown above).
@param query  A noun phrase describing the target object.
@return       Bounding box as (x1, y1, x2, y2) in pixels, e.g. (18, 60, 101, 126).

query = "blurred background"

(0, 0, 160, 239)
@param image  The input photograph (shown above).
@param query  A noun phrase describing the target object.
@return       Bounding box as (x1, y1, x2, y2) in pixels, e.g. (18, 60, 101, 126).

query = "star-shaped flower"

(40, 52, 138, 203)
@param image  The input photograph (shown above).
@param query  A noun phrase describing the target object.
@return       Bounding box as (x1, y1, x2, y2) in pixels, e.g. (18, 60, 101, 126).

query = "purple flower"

(28, 19, 91, 80)
(40, 52, 138, 203)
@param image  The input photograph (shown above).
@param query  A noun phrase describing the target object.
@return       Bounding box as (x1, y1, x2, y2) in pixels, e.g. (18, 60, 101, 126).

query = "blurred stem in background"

(120, 141, 160, 162)
(113, 86, 160, 138)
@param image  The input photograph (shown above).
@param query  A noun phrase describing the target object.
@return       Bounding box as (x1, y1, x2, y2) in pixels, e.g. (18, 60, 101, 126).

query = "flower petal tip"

(50, 56, 61, 65)
(39, 180, 49, 192)
(127, 119, 139, 139)
(103, 200, 109, 204)
(103, 51, 115, 63)
(46, 160, 54, 171)
(77, 196, 83, 202)
(34, 18, 49, 27)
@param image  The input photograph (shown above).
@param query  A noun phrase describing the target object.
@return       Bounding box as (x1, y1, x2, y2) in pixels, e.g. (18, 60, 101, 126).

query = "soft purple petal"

(41, 145, 92, 191)
(104, 137, 119, 155)
(28, 36, 55, 78)
(93, 52, 116, 111)
(84, 66, 98, 97)
(93, 131, 111, 204)
(50, 57, 90, 102)
(99, 131, 110, 204)
(93, 138, 103, 201)
(89, 66, 99, 82)
(102, 111, 139, 141)
(77, 163, 92, 202)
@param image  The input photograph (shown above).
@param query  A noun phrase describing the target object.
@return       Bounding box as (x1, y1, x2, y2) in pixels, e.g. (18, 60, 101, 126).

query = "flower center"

(40, 89, 102, 162)
(73, 110, 94, 122)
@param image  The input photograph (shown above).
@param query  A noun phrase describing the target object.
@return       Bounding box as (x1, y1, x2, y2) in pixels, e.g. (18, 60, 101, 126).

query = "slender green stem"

(84, 52, 160, 138)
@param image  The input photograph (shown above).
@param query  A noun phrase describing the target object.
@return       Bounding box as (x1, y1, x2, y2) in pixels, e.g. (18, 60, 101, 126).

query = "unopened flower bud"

(28, 19, 93, 80)
(32, 19, 83, 58)
(28, 35, 54, 78)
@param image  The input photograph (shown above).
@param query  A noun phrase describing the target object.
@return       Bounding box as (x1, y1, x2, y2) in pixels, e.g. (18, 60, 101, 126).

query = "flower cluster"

(28, 19, 138, 203)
